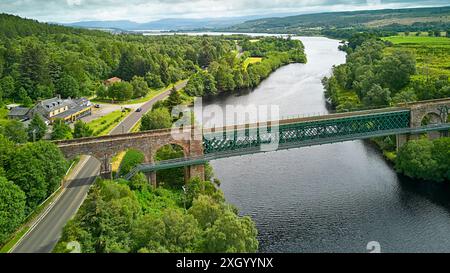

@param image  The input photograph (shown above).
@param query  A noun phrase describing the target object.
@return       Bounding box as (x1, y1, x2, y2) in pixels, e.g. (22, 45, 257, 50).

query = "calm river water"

(197, 36, 450, 253)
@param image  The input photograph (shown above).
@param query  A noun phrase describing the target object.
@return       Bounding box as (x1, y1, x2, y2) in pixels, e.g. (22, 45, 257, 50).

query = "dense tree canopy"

(6, 141, 67, 212)
(323, 36, 424, 110)
(0, 135, 15, 172)
(396, 137, 450, 182)
(185, 37, 306, 97)
(27, 115, 47, 141)
(73, 120, 93, 139)
(0, 14, 235, 105)
(140, 108, 173, 131)
(0, 119, 28, 144)
(51, 118, 73, 140)
(0, 176, 26, 244)
(55, 176, 258, 253)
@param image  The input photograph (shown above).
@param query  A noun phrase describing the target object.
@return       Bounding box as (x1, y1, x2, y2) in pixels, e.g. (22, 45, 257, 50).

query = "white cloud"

(0, 0, 448, 22)
(67, 0, 82, 6)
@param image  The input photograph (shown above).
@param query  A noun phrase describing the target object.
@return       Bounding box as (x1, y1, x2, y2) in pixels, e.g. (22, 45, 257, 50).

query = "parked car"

(94, 104, 101, 108)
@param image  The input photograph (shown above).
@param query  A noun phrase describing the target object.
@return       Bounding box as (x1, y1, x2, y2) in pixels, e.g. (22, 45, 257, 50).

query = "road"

(11, 80, 187, 253)
(110, 80, 187, 135)
(11, 157, 99, 253)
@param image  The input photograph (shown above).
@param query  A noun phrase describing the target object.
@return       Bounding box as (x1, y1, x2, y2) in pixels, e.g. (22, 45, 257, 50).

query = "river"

(195, 36, 450, 253)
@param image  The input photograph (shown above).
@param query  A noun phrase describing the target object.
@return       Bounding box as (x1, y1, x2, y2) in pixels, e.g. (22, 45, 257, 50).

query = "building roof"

(6, 104, 21, 110)
(104, 77, 122, 85)
(36, 97, 71, 114)
(8, 107, 30, 117)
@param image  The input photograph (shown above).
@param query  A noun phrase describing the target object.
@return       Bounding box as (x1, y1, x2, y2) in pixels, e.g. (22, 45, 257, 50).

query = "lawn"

(382, 36, 450, 77)
(87, 109, 131, 136)
(242, 57, 263, 70)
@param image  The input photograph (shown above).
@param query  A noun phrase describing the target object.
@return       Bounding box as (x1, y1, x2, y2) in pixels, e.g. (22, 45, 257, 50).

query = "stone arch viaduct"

(55, 98, 449, 186)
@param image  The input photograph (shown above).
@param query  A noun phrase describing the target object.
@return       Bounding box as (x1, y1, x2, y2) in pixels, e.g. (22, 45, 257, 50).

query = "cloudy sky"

(1, 0, 449, 23)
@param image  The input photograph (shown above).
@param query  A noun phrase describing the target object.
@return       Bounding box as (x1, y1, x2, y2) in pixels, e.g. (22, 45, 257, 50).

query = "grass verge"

(131, 120, 141, 133)
(87, 109, 131, 136)
(0, 227, 30, 253)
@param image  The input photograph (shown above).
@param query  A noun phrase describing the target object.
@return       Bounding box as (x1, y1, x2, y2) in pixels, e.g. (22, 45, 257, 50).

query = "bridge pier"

(100, 156, 112, 179)
(396, 129, 449, 151)
(427, 131, 442, 140)
(396, 134, 408, 152)
(186, 165, 205, 183)
(396, 133, 423, 151)
(145, 172, 157, 188)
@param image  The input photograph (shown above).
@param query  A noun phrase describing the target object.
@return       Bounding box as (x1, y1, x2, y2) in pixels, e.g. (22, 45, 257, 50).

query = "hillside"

(224, 6, 450, 35)
(63, 13, 299, 31)
(0, 13, 236, 105)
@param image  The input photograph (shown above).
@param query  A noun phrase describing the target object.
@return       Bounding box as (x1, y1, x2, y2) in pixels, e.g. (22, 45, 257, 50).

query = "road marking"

(9, 156, 90, 253)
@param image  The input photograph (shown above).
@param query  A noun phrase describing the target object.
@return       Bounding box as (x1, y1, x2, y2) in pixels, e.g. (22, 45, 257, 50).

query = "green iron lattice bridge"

(124, 105, 450, 180)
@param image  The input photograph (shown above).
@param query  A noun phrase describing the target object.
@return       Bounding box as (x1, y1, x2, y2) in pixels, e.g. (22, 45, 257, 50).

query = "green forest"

(322, 33, 450, 183)
(0, 137, 68, 246)
(0, 13, 306, 143)
(322, 33, 450, 110)
(184, 37, 306, 97)
(0, 13, 237, 105)
(54, 150, 258, 253)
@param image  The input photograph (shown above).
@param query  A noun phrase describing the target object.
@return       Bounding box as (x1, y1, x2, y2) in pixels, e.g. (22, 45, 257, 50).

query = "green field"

(383, 36, 450, 78)
(243, 57, 263, 70)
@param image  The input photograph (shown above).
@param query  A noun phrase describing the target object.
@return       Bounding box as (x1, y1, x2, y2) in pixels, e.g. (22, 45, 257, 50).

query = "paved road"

(11, 157, 99, 253)
(11, 80, 187, 253)
(110, 80, 187, 135)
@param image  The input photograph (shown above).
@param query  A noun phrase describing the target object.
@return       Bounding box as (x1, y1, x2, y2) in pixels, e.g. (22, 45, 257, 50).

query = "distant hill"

(66, 20, 141, 30)
(224, 6, 450, 34)
(64, 13, 299, 31)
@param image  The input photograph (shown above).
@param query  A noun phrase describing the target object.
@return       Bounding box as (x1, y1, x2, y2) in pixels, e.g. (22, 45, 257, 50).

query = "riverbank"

(200, 36, 450, 252)
(322, 34, 450, 177)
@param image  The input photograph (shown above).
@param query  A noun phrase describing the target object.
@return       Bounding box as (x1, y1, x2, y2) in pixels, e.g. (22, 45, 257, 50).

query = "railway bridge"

(55, 98, 450, 186)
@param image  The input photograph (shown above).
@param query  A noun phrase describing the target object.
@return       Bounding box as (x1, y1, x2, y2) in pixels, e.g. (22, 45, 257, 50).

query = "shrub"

(119, 150, 145, 177)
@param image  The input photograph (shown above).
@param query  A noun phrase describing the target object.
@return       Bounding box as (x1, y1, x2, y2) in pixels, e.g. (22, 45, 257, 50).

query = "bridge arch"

(420, 112, 443, 126)
(112, 148, 149, 179)
(150, 140, 190, 163)
(153, 143, 188, 188)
